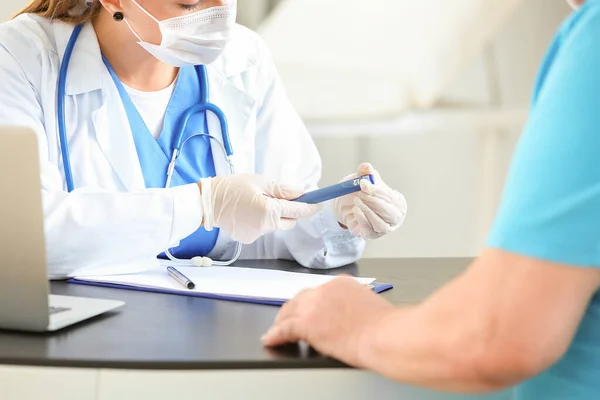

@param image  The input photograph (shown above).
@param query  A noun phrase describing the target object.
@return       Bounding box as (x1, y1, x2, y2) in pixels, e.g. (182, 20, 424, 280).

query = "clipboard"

(67, 267, 394, 307)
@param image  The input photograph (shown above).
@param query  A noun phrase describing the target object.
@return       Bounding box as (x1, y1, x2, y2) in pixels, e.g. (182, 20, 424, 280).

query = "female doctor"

(0, 0, 407, 278)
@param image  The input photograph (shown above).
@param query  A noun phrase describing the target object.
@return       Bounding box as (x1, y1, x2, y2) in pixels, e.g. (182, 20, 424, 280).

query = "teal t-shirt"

(486, 2, 600, 399)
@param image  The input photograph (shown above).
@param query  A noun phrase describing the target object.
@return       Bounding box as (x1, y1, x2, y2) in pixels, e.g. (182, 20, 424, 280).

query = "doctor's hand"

(200, 175, 321, 244)
(333, 163, 407, 239)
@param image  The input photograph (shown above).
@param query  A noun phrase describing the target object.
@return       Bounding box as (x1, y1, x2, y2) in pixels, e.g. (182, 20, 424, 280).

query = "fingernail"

(262, 328, 278, 344)
(263, 327, 274, 337)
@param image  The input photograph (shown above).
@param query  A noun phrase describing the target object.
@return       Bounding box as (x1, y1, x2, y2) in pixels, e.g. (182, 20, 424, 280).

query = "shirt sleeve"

(486, 6, 600, 267)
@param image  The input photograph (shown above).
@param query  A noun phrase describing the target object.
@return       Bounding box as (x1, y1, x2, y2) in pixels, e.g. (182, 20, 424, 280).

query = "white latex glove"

(332, 163, 407, 239)
(200, 174, 321, 244)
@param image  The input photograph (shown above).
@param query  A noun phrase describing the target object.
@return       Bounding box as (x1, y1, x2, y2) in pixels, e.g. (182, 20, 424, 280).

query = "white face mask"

(125, 0, 237, 67)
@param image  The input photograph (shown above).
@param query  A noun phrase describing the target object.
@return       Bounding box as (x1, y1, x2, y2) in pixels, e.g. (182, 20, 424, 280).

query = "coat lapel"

(54, 21, 145, 190)
(91, 85, 146, 191)
(206, 66, 256, 177)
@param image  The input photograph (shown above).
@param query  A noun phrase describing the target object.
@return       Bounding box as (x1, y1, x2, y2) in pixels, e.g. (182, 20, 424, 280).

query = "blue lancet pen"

(293, 174, 375, 204)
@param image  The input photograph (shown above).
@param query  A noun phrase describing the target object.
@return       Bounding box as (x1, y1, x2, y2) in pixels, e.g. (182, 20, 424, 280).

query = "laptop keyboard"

(49, 306, 71, 315)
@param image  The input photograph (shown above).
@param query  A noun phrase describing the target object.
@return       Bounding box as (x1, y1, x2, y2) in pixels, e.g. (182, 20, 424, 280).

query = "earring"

(113, 12, 124, 22)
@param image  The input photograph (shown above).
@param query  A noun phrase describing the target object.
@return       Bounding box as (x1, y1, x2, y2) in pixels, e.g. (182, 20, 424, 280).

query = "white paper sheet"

(75, 266, 376, 302)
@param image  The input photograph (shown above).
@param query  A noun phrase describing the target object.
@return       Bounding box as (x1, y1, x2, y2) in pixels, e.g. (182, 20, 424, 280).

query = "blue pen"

(293, 174, 375, 204)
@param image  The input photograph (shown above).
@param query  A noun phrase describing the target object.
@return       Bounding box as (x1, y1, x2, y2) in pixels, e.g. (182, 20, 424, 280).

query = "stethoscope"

(58, 24, 242, 267)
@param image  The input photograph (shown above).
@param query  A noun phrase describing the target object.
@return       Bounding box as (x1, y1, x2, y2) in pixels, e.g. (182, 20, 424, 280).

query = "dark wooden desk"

(0, 258, 513, 400)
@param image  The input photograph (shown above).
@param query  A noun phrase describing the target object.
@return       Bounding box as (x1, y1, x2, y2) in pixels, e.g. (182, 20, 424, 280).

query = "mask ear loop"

(123, 17, 145, 43)
(123, 0, 162, 44)
(129, 0, 161, 23)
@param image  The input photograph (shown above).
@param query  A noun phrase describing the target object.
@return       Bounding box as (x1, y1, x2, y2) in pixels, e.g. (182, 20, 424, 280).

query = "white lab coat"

(0, 15, 365, 279)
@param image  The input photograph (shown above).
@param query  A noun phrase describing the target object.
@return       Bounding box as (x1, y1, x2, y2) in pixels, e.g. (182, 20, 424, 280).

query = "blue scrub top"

(487, 2, 600, 398)
(104, 59, 220, 258)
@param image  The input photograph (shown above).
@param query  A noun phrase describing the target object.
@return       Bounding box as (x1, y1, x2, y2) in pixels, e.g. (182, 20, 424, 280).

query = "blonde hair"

(14, 0, 103, 24)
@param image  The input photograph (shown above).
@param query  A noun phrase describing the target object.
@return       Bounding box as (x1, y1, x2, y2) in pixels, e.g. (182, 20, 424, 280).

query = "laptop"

(0, 126, 124, 332)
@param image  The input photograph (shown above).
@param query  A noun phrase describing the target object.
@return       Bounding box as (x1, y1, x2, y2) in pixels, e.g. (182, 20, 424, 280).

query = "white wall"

(311, 0, 572, 258)
(443, 0, 573, 107)
(0, 0, 26, 21)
